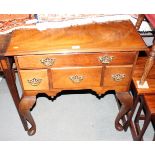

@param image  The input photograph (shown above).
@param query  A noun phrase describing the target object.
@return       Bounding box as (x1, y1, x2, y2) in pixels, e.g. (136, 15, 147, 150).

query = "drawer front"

(16, 52, 136, 69)
(51, 66, 102, 89)
(19, 69, 49, 90)
(103, 65, 133, 86)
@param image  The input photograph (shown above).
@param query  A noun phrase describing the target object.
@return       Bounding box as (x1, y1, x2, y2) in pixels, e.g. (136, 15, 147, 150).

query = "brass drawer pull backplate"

(99, 56, 114, 64)
(112, 74, 125, 82)
(40, 57, 55, 66)
(27, 78, 42, 86)
(69, 75, 84, 83)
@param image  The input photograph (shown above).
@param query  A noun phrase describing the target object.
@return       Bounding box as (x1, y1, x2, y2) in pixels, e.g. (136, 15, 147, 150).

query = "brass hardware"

(27, 78, 42, 86)
(112, 74, 125, 82)
(69, 75, 84, 83)
(40, 57, 55, 66)
(99, 56, 114, 64)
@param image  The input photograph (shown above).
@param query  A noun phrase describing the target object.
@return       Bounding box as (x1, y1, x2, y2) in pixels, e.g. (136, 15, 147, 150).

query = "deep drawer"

(51, 66, 102, 89)
(16, 52, 136, 69)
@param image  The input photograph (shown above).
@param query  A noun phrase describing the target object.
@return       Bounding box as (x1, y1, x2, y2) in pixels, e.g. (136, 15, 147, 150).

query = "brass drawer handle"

(69, 75, 84, 83)
(27, 78, 42, 86)
(112, 74, 125, 82)
(40, 57, 55, 66)
(99, 56, 114, 64)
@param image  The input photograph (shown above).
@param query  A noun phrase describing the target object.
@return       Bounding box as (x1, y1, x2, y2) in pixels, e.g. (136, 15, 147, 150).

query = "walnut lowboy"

(5, 20, 148, 136)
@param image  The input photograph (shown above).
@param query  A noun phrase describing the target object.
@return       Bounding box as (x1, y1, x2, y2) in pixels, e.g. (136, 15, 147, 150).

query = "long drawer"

(51, 66, 102, 89)
(16, 52, 136, 69)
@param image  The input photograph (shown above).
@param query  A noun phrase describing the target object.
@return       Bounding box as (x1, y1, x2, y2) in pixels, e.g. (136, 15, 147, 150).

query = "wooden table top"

(5, 20, 148, 56)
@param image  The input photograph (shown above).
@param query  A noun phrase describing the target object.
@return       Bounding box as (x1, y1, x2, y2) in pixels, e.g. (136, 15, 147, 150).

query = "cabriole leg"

(115, 92, 133, 131)
(19, 96, 36, 136)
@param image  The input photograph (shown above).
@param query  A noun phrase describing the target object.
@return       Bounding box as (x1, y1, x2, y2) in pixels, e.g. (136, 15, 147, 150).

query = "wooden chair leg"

(135, 14, 145, 30)
(124, 95, 140, 131)
(134, 100, 143, 125)
(135, 114, 151, 141)
(134, 101, 144, 138)
(139, 41, 155, 85)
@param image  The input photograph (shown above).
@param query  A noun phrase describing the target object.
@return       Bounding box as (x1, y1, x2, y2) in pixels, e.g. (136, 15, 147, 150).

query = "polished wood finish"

(133, 95, 155, 141)
(129, 15, 155, 139)
(139, 44, 155, 85)
(19, 69, 49, 90)
(0, 34, 28, 131)
(115, 92, 133, 131)
(103, 65, 133, 86)
(0, 34, 11, 56)
(135, 14, 155, 85)
(132, 57, 155, 95)
(6, 21, 147, 56)
(135, 14, 145, 30)
(52, 66, 102, 88)
(129, 57, 155, 140)
(145, 95, 155, 114)
(5, 21, 147, 135)
(19, 96, 36, 136)
(16, 52, 136, 69)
